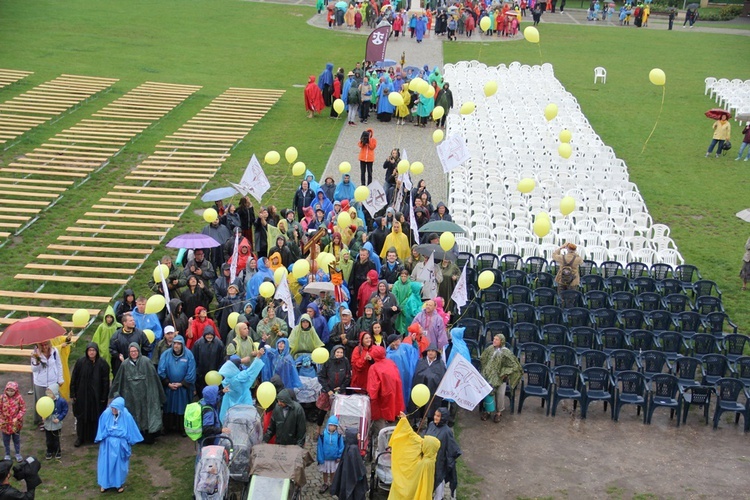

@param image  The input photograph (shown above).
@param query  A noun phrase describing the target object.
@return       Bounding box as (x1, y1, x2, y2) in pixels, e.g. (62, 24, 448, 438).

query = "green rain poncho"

(339, 248, 354, 282)
(369, 73, 379, 105)
(288, 314, 324, 357)
(480, 343, 523, 389)
(257, 306, 289, 347)
(428, 68, 444, 88)
(91, 305, 120, 372)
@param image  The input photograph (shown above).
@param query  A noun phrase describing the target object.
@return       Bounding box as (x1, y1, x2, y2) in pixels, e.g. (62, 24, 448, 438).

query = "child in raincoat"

(316, 415, 345, 494)
(43, 383, 68, 460)
(0, 381, 25, 462)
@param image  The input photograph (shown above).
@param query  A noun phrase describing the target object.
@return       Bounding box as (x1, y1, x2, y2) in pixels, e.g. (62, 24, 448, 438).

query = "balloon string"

(642, 86, 665, 154)
(266, 162, 292, 204)
(449, 296, 477, 326)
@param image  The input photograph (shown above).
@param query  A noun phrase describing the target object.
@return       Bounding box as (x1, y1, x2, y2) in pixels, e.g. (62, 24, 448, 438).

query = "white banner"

(417, 251, 437, 299)
(451, 264, 468, 310)
(362, 180, 388, 217)
(408, 201, 420, 245)
(274, 276, 295, 328)
(231, 154, 270, 203)
(229, 231, 239, 282)
(435, 355, 493, 411)
(437, 134, 471, 173)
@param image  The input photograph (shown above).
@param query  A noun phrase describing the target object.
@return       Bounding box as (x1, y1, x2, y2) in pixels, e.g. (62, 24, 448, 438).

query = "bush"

(700, 5, 743, 20)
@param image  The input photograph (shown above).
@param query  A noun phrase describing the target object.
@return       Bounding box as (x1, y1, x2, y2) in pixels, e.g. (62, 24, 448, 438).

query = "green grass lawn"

(0, 1, 749, 497)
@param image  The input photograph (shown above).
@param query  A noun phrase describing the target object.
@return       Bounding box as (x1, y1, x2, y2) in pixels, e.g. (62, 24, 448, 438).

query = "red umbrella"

(0, 316, 66, 346)
(705, 108, 731, 120)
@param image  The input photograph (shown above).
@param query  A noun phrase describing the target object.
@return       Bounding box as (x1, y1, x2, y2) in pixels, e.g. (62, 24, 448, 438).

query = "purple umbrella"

(165, 233, 221, 249)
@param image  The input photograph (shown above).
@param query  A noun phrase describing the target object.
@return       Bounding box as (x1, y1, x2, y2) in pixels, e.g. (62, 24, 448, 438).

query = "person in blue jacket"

(43, 383, 68, 460)
(245, 257, 274, 309)
(218, 356, 264, 422)
(334, 174, 355, 202)
(386, 334, 418, 409)
(260, 338, 302, 390)
(157, 335, 196, 435)
(316, 415, 345, 494)
(95, 397, 143, 493)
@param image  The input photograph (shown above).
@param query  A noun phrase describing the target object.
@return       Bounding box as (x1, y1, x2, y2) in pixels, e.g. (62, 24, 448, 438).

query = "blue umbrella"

(374, 59, 398, 69)
(201, 186, 240, 202)
(403, 66, 421, 79)
(335, 1, 348, 10)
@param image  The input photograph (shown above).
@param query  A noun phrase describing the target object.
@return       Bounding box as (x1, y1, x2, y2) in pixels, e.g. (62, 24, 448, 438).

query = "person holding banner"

(479, 334, 522, 423)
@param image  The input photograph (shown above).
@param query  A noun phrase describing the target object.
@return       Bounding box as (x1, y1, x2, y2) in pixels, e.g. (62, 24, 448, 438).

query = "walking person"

(357, 128, 377, 186)
(552, 243, 583, 307)
(705, 113, 731, 158)
(95, 397, 143, 493)
(735, 122, 750, 161)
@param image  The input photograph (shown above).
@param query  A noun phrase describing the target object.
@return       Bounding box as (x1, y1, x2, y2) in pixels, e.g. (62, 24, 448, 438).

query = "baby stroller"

(247, 443, 314, 499)
(331, 390, 371, 457)
(194, 435, 234, 500)
(296, 375, 323, 423)
(369, 425, 396, 499)
(224, 405, 263, 491)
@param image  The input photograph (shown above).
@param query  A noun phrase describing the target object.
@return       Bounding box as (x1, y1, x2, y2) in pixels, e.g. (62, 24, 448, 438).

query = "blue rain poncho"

(387, 341, 418, 409)
(261, 338, 302, 389)
(446, 327, 471, 367)
(245, 257, 274, 307)
(157, 335, 196, 415)
(218, 357, 264, 422)
(95, 397, 143, 490)
(334, 175, 355, 202)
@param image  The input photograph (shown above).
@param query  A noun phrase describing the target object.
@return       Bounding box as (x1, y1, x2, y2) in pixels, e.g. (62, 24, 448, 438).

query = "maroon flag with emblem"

(365, 24, 391, 63)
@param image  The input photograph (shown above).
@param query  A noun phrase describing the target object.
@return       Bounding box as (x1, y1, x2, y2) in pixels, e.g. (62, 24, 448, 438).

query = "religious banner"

(230, 154, 271, 203)
(436, 134, 471, 173)
(417, 251, 437, 299)
(274, 276, 296, 328)
(451, 264, 468, 310)
(362, 180, 388, 217)
(365, 23, 391, 63)
(435, 355, 493, 411)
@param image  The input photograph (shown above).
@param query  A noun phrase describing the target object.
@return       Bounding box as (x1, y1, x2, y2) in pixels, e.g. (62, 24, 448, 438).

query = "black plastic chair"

(525, 256, 548, 274)
(564, 307, 591, 328)
(599, 261, 623, 279)
(532, 287, 557, 307)
(681, 385, 713, 426)
(630, 276, 658, 294)
(570, 327, 598, 355)
(656, 278, 686, 296)
(701, 354, 735, 385)
(581, 349, 608, 369)
(503, 269, 528, 288)
(581, 367, 614, 419)
(591, 308, 618, 329)
(550, 366, 584, 417)
(484, 321, 513, 348)
(549, 345, 578, 369)
(619, 309, 650, 334)
(722, 334, 748, 363)
(613, 371, 648, 422)
(712, 378, 750, 432)
(579, 260, 597, 277)
(624, 262, 649, 279)
(579, 274, 605, 293)
(640, 350, 672, 382)
(541, 324, 569, 348)
(479, 284, 505, 304)
(456, 251, 475, 270)
(674, 356, 702, 391)
(599, 328, 630, 355)
(517, 363, 553, 415)
(610, 291, 636, 310)
(629, 330, 657, 352)
(662, 293, 693, 313)
(646, 373, 682, 427)
(635, 292, 662, 312)
(558, 290, 585, 309)
(605, 275, 629, 293)
(649, 263, 673, 281)
(673, 264, 702, 288)
(703, 313, 739, 337)
(513, 323, 542, 351)
(584, 290, 610, 310)
(518, 342, 548, 365)
(499, 253, 523, 272)
(509, 304, 536, 325)
(648, 310, 676, 334)
(456, 318, 484, 344)
(694, 296, 724, 316)
(734, 356, 750, 386)
(475, 252, 500, 271)
(506, 285, 533, 305)
(483, 301, 509, 323)
(692, 280, 722, 300)
(608, 349, 641, 379)
(685, 333, 721, 361)
(527, 272, 555, 290)
(656, 331, 688, 362)
(537, 305, 564, 326)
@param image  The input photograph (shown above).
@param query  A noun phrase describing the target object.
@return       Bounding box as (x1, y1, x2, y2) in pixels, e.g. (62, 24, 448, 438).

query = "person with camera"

(357, 128, 377, 187)
(0, 457, 41, 499)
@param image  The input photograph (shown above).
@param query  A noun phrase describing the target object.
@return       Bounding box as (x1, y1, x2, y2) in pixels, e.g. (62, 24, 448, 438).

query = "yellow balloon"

(536, 211, 550, 222)
(227, 312, 240, 329)
(333, 98, 345, 114)
(478, 271, 495, 290)
(517, 178, 536, 194)
(544, 103, 558, 122)
(71, 309, 90, 328)
(432, 106, 445, 120)
(36, 396, 55, 419)
(559, 129, 572, 143)
(285, 147, 298, 164)
(433, 129, 444, 144)
(292, 259, 310, 279)
(408, 78, 424, 92)
(439, 232, 455, 252)
(317, 252, 336, 272)
(388, 92, 404, 107)
(259, 282, 275, 298)
(338, 161, 351, 174)
(145, 294, 166, 314)
(533, 217, 551, 237)
(418, 80, 431, 95)
(410, 161, 424, 175)
(264, 150, 280, 165)
(292, 161, 306, 176)
(558, 143, 572, 159)
(479, 16, 491, 32)
(203, 208, 218, 223)
(311, 347, 330, 364)
(460, 101, 475, 115)
(257, 381, 277, 409)
(354, 186, 370, 202)
(205, 370, 223, 387)
(152, 264, 170, 283)
(424, 86, 435, 99)
(523, 26, 540, 43)
(484, 80, 498, 97)
(560, 196, 576, 216)
(649, 68, 666, 86)
(337, 211, 352, 228)
(397, 159, 410, 174)
(143, 329, 155, 344)
(274, 266, 288, 285)
(411, 383, 430, 408)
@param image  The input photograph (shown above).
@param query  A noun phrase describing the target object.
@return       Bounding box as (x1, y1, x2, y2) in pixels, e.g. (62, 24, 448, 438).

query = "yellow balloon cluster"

(649, 68, 666, 86)
(333, 99, 345, 114)
(410, 161, 424, 175)
(292, 161, 306, 176)
(285, 146, 298, 164)
(36, 396, 55, 419)
(518, 178, 536, 194)
(523, 26, 540, 43)
(558, 143, 572, 159)
(354, 186, 370, 202)
(259, 282, 275, 298)
(265, 150, 280, 165)
(311, 347, 330, 364)
(72, 309, 90, 328)
(560, 196, 576, 216)
(339, 161, 351, 174)
(411, 383, 430, 407)
(316, 252, 336, 272)
(478, 270, 495, 290)
(292, 259, 310, 279)
(544, 103, 558, 122)
(203, 208, 218, 223)
(460, 102, 475, 115)
(433, 129, 444, 143)
(484, 80, 498, 97)
(439, 232, 455, 251)
(257, 381, 277, 409)
(145, 295, 166, 314)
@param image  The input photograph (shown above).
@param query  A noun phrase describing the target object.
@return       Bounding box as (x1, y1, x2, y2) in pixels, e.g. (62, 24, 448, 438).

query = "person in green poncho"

(428, 68, 444, 88)
(391, 269, 413, 335)
(257, 305, 288, 346)
(339, 248, 354, 282)
(288, 314, 324, 358)
(316, 0, 324, 14)
(416, 93, 435, 128)
(91, 306, 120, 374)
(480, 334, 522, 423)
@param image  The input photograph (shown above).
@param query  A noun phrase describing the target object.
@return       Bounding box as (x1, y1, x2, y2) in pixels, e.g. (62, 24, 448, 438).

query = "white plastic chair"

(475, 238, 496, 254)
(657, 249, 685, 266)
(634, 248, 658, 265)
(497, 239, 519, 256)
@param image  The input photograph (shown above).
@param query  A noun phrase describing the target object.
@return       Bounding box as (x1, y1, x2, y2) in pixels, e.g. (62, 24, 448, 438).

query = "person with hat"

(152, 326, 176, 368)
(328, 309, 359, 358)
(157, 335, 196, 435)
(480, 334, 522, 423)
(191, 326, 225, 399)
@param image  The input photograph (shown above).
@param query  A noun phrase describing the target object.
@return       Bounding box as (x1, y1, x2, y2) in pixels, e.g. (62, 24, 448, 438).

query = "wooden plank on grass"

(91, 204, 181, 214)
(14, 273, 128, 285)
(113, 185, 200, 194)
(0, 290, 111, 303)
(83, 212, 180, 221)
(57, 235, 160, 245)
(75, 219, 174, 228)
(47, 244, 152, 255)
(0, 304, 100, 315)
(36, 254, 144, 264)
(65, 226, 167, 236)
(24, 263, 136, 275)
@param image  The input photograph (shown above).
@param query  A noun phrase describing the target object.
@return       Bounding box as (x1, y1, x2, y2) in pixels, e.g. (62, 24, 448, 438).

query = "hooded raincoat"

(95, 397, 143, 490)
(218, 357, 264, 422)
(157, 335, 196, 416)
(92, 305, 120, 370)
(425, 407, 461, 496)
(330, 427, 368, 499)
(367, 346, 404, 421)
(70, 343, 110, 444)
(410, 345, 447, 420)
(261, 338, 302, 389)
(386, 341, 418, 409)
(388, 417, 440, 500)
(288, 314, 325, 357)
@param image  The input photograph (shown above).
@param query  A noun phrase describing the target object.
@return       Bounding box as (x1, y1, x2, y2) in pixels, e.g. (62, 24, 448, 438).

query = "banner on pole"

(435, 355, 493, 411)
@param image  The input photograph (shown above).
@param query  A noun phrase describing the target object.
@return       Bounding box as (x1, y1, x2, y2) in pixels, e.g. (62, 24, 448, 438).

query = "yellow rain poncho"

(380, 222, 411, 261)
(388, 417, 441, 500)
(288, 313, 324, 357)
(395, 88, 411, 118)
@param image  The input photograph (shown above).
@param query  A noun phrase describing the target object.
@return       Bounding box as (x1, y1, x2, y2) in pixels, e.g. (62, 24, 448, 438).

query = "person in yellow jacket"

(380, 221, 411, 261)
(395, 86, 412, 125)
(388, 413, 440, 500)
(706, 113, 731, 158)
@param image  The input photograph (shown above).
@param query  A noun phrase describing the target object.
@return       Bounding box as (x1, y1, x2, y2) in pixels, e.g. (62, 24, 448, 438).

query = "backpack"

(348, 85, 360, 105)
(722, 140, 732, 153)
(559, 253, 576, 286)
(184, 402, 204, 441)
